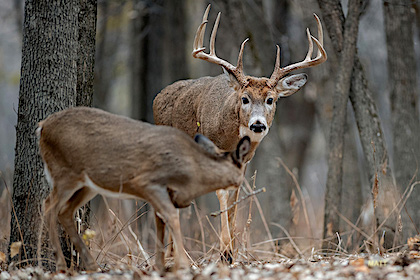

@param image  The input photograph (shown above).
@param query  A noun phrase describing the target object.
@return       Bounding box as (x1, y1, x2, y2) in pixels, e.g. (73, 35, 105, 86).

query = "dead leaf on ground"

(408, 235, 420, 251)
(10, 241, 22, 258)
(290, 189, 299, 225)
(0, 251, 6, 262)
(350, 258, 365, 267)
(327, 222, 333, 237)
(372, 173, 378, 209)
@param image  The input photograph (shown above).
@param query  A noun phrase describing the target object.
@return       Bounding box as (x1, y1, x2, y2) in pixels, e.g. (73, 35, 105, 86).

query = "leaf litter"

(1, 251, 420, 280)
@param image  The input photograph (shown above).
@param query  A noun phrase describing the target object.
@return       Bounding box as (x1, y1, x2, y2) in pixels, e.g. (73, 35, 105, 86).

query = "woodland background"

(0, 0, 419, 271)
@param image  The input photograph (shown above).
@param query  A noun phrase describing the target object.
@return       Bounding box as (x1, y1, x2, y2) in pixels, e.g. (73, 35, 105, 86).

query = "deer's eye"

(266, 98, 274, 105)
(242, 97, 249, 105)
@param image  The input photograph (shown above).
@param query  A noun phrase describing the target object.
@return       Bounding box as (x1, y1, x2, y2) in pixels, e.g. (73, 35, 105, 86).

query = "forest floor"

(1, 251, 420, 280)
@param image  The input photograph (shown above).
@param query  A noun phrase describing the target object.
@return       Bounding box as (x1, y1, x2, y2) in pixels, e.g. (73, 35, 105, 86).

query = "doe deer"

(38, 107, 250, 271)
(153, 5, 327, 261)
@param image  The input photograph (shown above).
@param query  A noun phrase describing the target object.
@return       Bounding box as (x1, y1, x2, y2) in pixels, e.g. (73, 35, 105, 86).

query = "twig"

(192, 200, 206, 255)
(357, 180, 420, 252)
(243, 179, 276, 252)
(272, 222, 303, 258)
(210, 187, 266, 217)
(333, 205, 370, 240)
(127, 224, 150, 266)
(277, 157, 313, 239)
(0, 171, 28, 260)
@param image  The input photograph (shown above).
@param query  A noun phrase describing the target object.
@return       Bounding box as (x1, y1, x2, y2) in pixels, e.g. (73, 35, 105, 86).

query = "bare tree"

(318, 0, 399, 250)
(383, 0, 420, 240)
(131, 0, 189, 121)
(321, 0, 362, 250)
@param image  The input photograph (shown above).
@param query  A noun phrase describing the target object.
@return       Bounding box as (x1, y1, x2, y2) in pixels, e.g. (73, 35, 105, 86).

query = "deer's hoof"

(221, 250, 233, 264)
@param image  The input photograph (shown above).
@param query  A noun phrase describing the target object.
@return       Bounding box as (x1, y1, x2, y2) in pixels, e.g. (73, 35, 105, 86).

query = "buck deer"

(153, 5, 327, 261)
(38, 107, 250, 272)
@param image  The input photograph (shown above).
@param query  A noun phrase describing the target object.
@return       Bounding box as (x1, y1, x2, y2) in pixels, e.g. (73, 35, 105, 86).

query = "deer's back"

(153, 75, 241, 150)
(39, 107, 203, 189)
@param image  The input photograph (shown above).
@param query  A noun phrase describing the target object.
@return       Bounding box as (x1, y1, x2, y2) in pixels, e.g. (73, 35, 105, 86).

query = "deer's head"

(193, 5, 327, 142)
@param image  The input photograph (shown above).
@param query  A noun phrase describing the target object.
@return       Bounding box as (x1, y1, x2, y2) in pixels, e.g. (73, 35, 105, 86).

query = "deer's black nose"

(250, 121, 266, 133)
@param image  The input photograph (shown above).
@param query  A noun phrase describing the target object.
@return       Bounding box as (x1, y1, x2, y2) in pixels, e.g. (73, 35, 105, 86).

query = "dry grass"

(0, 168, 419, 276)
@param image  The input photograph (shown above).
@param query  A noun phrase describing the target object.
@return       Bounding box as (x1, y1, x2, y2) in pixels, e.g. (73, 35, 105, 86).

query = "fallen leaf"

(327, 222, 333, 237)
(350, 258, 365, 267)
(0, 251, 5, 262)
(372, 173, 378, 209)
(290, 189, 299, 225)
(408, 235, 420, 251)
(10, 241, 22, 258)
(83, 229, 96, 245)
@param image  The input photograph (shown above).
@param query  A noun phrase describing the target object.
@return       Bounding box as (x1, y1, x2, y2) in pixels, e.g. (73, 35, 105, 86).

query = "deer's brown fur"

(38, 107, 250, 272)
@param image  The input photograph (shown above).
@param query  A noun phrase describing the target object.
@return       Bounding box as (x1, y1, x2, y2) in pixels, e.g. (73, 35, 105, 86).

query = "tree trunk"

(77, 0, 97, 107)
(10, 0, 97, 268)
(322, 0, 362, 250)
(318, 0, 400, 249)
(383, 0, 420, 240)
(131, 0, 189, 121)
(10, 0, 79, 267)
(138, 0, 164, 122)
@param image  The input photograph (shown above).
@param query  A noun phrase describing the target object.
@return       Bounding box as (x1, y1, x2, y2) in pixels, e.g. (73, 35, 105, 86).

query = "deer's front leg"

(216, 189, 234, 263)
(155, 213, 165, 271)
(143, 185, 189, 271)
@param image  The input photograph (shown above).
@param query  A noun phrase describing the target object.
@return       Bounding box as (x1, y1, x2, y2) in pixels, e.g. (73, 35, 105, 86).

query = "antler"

(267, 14, 327, 88)
(192, 4, 249, 86)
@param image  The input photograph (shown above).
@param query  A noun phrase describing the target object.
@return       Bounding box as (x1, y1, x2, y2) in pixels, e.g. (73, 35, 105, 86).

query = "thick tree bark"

(162, 0, 188, 85)
(383, 0, 420, 239)
(322, 0, 362, 250)
(138, 0, 164, 123)
(10, 0, 79, 267)
(93, 1, 114, 110)
(131, 0, 188, 121)
(318, 0, 399, 249)
(77, 0, 97, 107)
(10, 0, 97, 268)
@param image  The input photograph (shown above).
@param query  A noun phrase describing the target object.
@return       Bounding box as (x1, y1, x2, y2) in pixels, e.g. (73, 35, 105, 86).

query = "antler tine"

(274, 45, 281, 70)
(209, 12, 221, 56)
(305, 28, 314, 61)
(193, 5, 210, 54)
(192, 5, 248, 86)
(314, 13, 324, 57)
(202, 4, 211, 22)
(236, 38, 249, 70)
(311, 35, 327, 62)
(193, 22, 207, 53)
(267, 14, 327, 88)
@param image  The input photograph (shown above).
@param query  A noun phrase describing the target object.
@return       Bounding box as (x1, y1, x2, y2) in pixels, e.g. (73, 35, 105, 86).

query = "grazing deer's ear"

(234, 136, 251, 164)
(194, 134, 219, 155)
(275, 73, 307, 98)
(223, 68, 242, 91)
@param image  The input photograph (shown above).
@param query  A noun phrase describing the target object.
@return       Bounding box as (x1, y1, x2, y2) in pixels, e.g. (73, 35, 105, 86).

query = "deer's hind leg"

(57, 186, 98, 271)
(44, 189, 67, 271)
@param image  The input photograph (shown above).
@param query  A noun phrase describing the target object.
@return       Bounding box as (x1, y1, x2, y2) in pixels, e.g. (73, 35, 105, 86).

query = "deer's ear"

(234, 136, 251, 164)
(223, 68, 242, 91)
(275, 73, 307, 98)
(194, 134, 219, 155)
